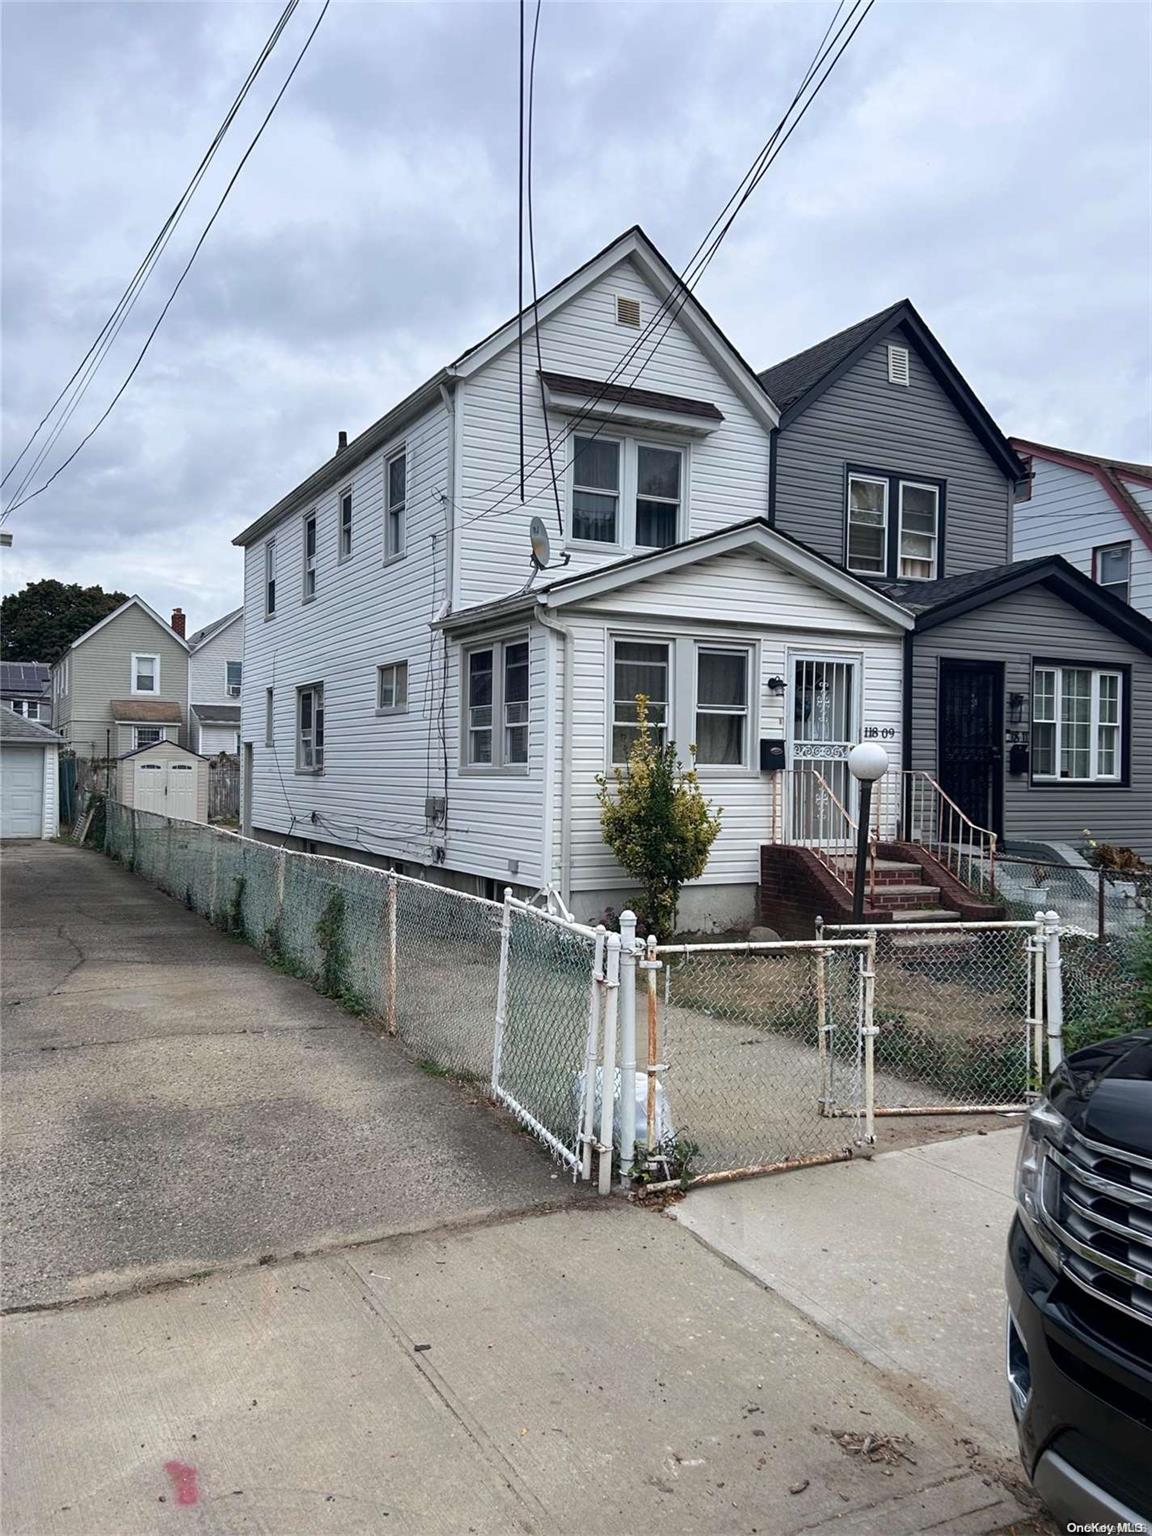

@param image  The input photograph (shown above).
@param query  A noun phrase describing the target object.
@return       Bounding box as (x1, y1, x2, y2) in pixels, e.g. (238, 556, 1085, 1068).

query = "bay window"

(465, 637, 530, 769)
(612, 639, 669, 763)
(695, 647, 750, 765)
(570, 434, 685, 549)
(1031, 664, 1123, 783)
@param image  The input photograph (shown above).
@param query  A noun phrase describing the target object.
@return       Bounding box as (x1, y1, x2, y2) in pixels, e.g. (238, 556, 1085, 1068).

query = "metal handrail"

(902, 770, 997, 897)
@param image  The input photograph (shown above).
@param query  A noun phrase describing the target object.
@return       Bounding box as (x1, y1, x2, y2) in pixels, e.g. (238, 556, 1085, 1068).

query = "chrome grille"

(1041, 1125, 1152, 1326)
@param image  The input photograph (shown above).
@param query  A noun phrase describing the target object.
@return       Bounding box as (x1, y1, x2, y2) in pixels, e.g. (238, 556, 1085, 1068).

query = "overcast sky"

(2, 0, 1149, 631)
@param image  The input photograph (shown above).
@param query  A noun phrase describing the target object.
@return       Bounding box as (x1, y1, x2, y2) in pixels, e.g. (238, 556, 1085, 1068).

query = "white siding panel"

(189, 618, 244, 708)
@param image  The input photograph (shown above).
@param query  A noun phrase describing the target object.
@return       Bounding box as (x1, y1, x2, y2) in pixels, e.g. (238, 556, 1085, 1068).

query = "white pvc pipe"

(617, 911, 638, 1181)
(580, 927, 607, 1183)
(598, 934, 621, 1196)
(1043, 909, 1064, 1072)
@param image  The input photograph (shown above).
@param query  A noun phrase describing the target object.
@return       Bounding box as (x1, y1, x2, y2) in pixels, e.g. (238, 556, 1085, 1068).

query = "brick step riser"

(871, 890, 943, 911)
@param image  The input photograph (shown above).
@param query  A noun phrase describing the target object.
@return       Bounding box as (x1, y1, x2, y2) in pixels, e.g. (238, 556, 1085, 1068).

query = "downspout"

(900, 628, 914, 840)
(534, 604, 574, 906)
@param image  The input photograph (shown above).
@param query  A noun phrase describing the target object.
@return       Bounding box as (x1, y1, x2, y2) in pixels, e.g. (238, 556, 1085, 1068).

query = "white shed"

(1, 707, 62, 839)
(117, 738, 209, 824)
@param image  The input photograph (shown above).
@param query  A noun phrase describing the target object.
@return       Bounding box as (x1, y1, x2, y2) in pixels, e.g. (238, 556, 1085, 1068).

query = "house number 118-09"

(862, 725, 896, 740)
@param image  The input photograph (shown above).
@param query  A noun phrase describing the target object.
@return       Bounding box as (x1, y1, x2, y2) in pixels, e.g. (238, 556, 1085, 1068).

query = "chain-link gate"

(822, 917, 1057, 1115)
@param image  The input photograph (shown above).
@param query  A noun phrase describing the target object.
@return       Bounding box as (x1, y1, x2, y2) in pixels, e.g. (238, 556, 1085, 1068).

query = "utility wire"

(461, 0, 869, 529)
(525, 0, 563, 538)
(516, 0, 526, 500)
(3, 0, 330, 520)
(1, 0, 301, 502)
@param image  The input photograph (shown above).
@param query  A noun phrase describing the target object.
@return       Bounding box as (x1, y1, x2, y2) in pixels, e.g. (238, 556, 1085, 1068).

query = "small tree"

(597, 695, 721, 937)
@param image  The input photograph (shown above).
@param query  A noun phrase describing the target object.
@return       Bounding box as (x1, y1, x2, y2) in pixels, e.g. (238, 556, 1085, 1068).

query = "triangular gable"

(64, 595, 190, 654)
(760, 301, 1024, 483)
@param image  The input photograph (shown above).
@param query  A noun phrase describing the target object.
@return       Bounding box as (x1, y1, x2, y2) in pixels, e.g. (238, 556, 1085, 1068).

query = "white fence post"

(386, 871, 398, 1036)
(1026, 916, 1046, 1090)
(598, 933, 621, 1196)
(815, 943, 831, 1116)
(580, 926, 607, 1183)
(644, 935, 662, 1152)
(491, 887, 514, 1096)
(617, 911, 638, 1181)
(1043, 909, 1064, 1073)
(861, 930, 877, 1145)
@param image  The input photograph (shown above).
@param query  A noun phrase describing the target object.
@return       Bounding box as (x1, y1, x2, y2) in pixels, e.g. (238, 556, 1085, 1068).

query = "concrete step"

(887, 907, 963, 924)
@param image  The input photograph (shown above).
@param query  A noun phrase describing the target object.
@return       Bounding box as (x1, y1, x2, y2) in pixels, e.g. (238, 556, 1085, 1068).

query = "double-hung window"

(695, 647, 750, 766)
(386, 450, 406, 560)
(264, 688, 274, 747)
(297, 683, 324, 771)
(847, 468, 942, 579)
(465, 638, 530, 768)
(612, 639, 670, 763)
(1031, 664, 1123, 783)
(1094, 542, 1131, 603)
(303, 512, 318, 599)
(846, 475, 888, 574)
(377, 660, 409, 714)
(225, 661, 242, 698)
(339, 489, 353, 560)
(570, 435, 685, 548)
(264, 540, 277, 616)
(132, 654, 159, 694)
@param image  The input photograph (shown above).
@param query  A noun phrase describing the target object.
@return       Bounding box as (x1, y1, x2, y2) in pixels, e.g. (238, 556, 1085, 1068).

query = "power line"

(516, 0, 527, 500)
(3, 0, 330, 521)
(1, 0, 301, 503)
(461, 0, 871, 530)
(525, 0, 563, 540)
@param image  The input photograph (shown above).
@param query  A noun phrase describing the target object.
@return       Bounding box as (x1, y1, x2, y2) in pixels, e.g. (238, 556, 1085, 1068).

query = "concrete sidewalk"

(675, 1130, 1023, 1461)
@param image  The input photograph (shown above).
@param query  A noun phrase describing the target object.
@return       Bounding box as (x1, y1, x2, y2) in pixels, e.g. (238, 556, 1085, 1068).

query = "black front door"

(937, 660, 1004, 838)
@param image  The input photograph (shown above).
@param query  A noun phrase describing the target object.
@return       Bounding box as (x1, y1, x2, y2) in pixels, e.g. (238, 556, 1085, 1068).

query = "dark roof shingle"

(0, 707, 62, 744)
(539, 371, 723, 422)
(757, 301, 907, 413)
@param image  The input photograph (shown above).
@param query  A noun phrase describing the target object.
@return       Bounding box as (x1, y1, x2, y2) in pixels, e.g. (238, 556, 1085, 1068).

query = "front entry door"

(789, 656, 858, 842)
(937, 660, 1003, 838)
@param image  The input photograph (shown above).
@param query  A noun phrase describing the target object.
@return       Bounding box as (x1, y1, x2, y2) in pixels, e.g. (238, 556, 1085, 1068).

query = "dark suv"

(1007, 1029, 1152, 1530)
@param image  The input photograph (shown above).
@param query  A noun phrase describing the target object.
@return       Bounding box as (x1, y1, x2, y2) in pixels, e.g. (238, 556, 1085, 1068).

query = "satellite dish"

(529, 516, 552, 571)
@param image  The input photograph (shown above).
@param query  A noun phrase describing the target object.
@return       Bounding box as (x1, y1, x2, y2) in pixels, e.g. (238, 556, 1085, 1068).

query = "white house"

(1011, 439, 1152, 620)
(188, 607, 243, 754)
(234, 227, 912, 929)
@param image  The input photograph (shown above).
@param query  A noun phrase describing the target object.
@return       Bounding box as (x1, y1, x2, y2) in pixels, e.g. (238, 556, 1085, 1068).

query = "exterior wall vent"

(615, 294, 641, 328)
(887, 344, 911, 386)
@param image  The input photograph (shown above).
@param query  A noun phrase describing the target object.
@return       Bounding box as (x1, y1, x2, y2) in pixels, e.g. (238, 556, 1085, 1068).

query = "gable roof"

(1010, 437, 1152, 550)
(59, 595, 190, 658)
(0, 707, 62, 744)
(233, 226, 778, 548)
(188, 607, 243, 650)
(118, 739, 206, 762)
(439, 518, 914, 635)
(0, 661, 51, 695)
(758, 300, 1026, 483)
(873, 554, 1152, 655)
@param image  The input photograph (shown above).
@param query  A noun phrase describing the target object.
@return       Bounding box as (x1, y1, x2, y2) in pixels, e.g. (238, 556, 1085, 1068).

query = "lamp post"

(848, 742, 890, 923)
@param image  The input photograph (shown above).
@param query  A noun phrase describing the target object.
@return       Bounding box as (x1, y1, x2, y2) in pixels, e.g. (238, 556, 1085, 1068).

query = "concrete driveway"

(1, 841, 566, 1310)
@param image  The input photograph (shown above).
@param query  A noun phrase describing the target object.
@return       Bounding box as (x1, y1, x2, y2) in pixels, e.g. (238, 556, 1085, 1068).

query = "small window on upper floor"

(264, 540, 277, 617)
(887, 345, 910, 386)
(377, 660, 409, 714)
(303, 512, 318, 600)
(297, 682, 324, 771)
(570, 434, 685, 549)
(386, 450, 406, 561)
(1094, 542, 1131, 604)
(615, 294, 641, 328)
(225, 661, 242, 698)
(846, 466, 943, 580)
(132, 654, 159, 694)
(339, 489, 353, 561)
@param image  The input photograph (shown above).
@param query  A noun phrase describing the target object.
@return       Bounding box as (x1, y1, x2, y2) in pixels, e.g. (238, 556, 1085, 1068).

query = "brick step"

(869, 883, 943, 910)
(826, 858, 923, 887)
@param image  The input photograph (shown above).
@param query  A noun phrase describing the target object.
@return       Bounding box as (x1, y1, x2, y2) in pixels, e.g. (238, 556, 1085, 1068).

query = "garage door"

(1, 746, 44, 838)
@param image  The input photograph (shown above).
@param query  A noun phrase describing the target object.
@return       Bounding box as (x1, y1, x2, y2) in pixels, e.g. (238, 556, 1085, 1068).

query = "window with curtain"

(571, 435, 620, 543)
(612, 639, 669, 762)
(846, 475, 888, 573)
(898, 482, 939, 578)
(1031, 665, 1122, 782)
(635, 445, 681, 548)
(695, 648, 749, 765)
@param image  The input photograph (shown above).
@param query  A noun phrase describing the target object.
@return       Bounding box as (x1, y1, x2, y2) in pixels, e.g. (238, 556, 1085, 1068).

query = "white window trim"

(1031, 664, 1123, 784)
(568, 432, 689, 552)
(339, 486, 354, 563)
(131, 653, 160, 695)
(134, 725, 165, 749)
(609, 633, 673, 768)
(897, 480, 940, 580)
(1094, 541, 1131, 603)
(461, 633, 531, 773)
(846, 473, 889, 576)
(302, 510, 318, 602)
(264, 539, 277, 619)
(225, 660, 242, 698)
(693, 643, 755, 772)
(296, 681, 324, 773)
(376, 660, 409, 716)
(385, 447, 407, 564)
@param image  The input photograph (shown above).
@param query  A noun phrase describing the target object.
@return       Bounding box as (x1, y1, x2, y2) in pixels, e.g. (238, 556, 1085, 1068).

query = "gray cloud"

(2, 0, 1149, 631)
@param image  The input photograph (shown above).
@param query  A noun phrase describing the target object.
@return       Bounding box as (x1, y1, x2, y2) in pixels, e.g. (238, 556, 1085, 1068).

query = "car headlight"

(1014, 1097, 1065, 1269)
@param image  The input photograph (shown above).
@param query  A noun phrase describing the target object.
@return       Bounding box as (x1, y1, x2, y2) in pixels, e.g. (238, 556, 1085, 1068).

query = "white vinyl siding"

(1031, 665, 1123, 783)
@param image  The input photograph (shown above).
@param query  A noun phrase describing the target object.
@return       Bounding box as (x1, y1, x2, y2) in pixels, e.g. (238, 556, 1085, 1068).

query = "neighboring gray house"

(188, 607, 243, 754)
(759, 301, 1152, 858)
(1, 661, 52, 726)
(1010, 439, 1152, 621)
(51, 596, 190, 757)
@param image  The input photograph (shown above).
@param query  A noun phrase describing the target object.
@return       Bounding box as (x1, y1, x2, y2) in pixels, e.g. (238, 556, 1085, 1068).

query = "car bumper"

(1007, 1215, 1152, 1531)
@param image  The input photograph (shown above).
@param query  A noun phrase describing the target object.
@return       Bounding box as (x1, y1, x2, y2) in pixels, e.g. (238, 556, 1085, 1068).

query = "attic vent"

(887, 344, 910, 386)
(615, 294, 641, 328)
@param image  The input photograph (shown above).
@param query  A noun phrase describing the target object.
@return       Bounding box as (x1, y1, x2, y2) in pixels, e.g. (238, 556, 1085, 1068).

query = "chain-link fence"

(646, 939, 870, 1179)
(1060, 931, 1148, 1054)
(824, 919, 1043, 1111)
(990, 854, 1151, 941)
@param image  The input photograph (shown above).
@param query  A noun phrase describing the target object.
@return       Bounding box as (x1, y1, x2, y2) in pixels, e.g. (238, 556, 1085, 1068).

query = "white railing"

(901, 770, 997, 898)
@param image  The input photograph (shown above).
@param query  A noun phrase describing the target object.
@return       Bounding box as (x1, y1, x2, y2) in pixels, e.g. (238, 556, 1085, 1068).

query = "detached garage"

(1, 708, 62, 839)
(117, 739, 208, 824)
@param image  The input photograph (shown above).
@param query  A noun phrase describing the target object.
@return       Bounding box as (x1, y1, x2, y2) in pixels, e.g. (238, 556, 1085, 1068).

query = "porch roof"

(438, 517, 916, 634)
